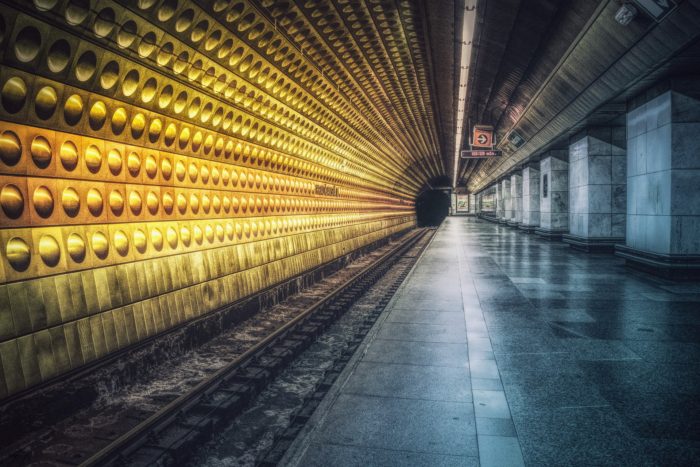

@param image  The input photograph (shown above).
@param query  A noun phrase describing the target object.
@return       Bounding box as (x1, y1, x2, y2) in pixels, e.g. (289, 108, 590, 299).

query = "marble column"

(535, 150, 569, 239)
(508, 172, 523, 226)
(520, 164, 540, 232)
(501, 178, 512, 223)
(469, 194, 476, 214)
(563, 127, 626, 252)
(616, 84, 700, 277)
(496, 182, 504, 221)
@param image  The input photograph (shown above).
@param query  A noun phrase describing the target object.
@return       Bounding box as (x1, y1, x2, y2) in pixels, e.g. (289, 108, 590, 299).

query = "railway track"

(1, 228, 434, 467)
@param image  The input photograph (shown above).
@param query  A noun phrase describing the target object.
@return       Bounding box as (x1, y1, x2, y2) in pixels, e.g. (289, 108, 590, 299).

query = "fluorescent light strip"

(453, 4, 477, 188)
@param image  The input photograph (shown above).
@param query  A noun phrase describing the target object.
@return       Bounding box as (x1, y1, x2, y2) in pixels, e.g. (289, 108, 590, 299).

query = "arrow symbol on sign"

(477, 134, 488, 145)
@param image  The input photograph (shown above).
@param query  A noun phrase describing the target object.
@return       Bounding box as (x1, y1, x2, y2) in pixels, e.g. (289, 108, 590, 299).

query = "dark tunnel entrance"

(415, 190, 451, 226)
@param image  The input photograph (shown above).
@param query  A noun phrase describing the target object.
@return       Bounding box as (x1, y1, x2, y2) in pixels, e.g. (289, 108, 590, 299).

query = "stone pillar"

(501, 178, 511, 223)
(562, 127, 626, 252)
(616, 85, 700, 277)
(508, 172, 523, 226)
(496, 182, 504, 220)
(469, 194, 476, 214)
(520, 164, 540, 232)
(535, 150, 569, 239)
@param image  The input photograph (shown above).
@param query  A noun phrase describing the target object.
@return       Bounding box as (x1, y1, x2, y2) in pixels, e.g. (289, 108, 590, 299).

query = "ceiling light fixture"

(453, 3, 477, 188)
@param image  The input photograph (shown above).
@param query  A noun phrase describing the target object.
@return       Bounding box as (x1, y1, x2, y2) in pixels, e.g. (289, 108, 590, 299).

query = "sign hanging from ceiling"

(471, 125, 494, 148)
(461, 149, 502, 158)
(463, 124, 501, 158)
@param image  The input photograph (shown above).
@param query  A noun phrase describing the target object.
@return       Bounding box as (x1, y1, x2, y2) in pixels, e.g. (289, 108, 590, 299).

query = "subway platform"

(281, 216, 700, 467)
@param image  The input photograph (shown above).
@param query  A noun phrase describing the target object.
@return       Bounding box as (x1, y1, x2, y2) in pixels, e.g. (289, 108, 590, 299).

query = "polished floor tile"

(288, 218, 700, 467)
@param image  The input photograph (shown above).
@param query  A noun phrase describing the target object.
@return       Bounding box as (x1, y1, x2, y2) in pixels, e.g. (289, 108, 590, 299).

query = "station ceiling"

(458, 0, 700, 193)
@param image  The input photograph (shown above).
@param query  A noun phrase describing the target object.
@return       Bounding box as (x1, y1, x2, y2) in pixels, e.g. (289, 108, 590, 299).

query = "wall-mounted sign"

(633, 0, 677, 21)
(506, 129, 526, 149)
(456, 195, 470, 212)
(542, 174, 548, 198)
(315, 184, 339, 196)
(471, 125, 494, 148)
(461, 149, 502, 159)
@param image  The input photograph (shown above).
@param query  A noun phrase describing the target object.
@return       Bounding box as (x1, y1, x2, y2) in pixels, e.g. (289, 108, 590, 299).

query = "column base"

(506, 220, 520, 228)
(562, 234, 624, 253)
(534, 228, 567, 240)
(477, 214, 500, 224)
(498, 218, 509, 225)
(518, 224, 538, 233)
(615, 245, 700, 280)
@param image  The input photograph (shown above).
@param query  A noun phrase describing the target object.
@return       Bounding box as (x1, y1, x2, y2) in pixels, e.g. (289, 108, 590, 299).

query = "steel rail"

(81, 228, 428, 467)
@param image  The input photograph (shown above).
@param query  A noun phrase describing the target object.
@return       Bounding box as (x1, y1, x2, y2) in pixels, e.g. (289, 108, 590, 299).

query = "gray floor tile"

(473, 390, 511, 418)
(364, 339, 468, 367)
(297, 443, 479, 467)
(477, 435, 525, 467)
(342, 361, 471, 402)
(316, 394, 478, 456)
(376, 322, 467, 343)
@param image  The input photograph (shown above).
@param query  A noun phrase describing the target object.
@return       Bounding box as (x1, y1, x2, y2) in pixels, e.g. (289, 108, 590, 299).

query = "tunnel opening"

(415, 189, 450, 226)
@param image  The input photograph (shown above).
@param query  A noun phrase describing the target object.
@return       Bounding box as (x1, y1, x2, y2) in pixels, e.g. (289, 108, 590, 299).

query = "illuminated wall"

(0, 0, 443, 398)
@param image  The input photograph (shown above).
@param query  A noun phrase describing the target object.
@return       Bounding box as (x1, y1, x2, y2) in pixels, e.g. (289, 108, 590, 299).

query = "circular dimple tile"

(113, 230, 129, 256)
(143, 154, 157, 179)
(85, 144, 102, 173)
(166, 227, 178, 249)
(180, 226, 191, 246)
(34, 86, 58, 120)
(109, 189, 124, 215)
(91, 231, 109, 259)
(67, 232, 86, 262)
(31, 135, 51, 168)
(1, 184, 24, 219)
(131, 113, 146, 139)
(47, 39, 71, 72)
(6, 237, 30, 271)
(110, 107, 127, 136)
(61, 187, 80, 217)
(39, 234, 60, 267)
(65, 0, 89, 25)
(162, 192, 173, 214)
(75, 50, 97, 82)
(161, 157, 172, 180)
(128, 190, 142, 215)
(127, 151, 141, 177)
(0, 130, 22, 166)
(34, 0, 59, 10)
(63, 94, 84, 126)
(33, 185, 54, 218)
(86, 188, 103, 216)
(94, 7, 115, 37)
(2, 76, 27, 114)
(151, 228, 163, 251)
(59, 140, 78, 171)
(146, 191, 158, 215)
(15, 26, 41, 62)
(89, 100, 107, 131)
(100, 61, 120, 90)
(117, 20, 137, 48)
(133, 229, 147, 253)
(107, 148, 122, 175)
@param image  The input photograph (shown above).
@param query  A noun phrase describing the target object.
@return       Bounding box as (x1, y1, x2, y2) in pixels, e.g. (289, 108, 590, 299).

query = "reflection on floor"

(283, 217, 700, 467)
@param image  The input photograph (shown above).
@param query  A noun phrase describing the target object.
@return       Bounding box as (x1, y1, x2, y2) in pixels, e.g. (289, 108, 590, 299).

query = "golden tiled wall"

(0, 0, 436, 398)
